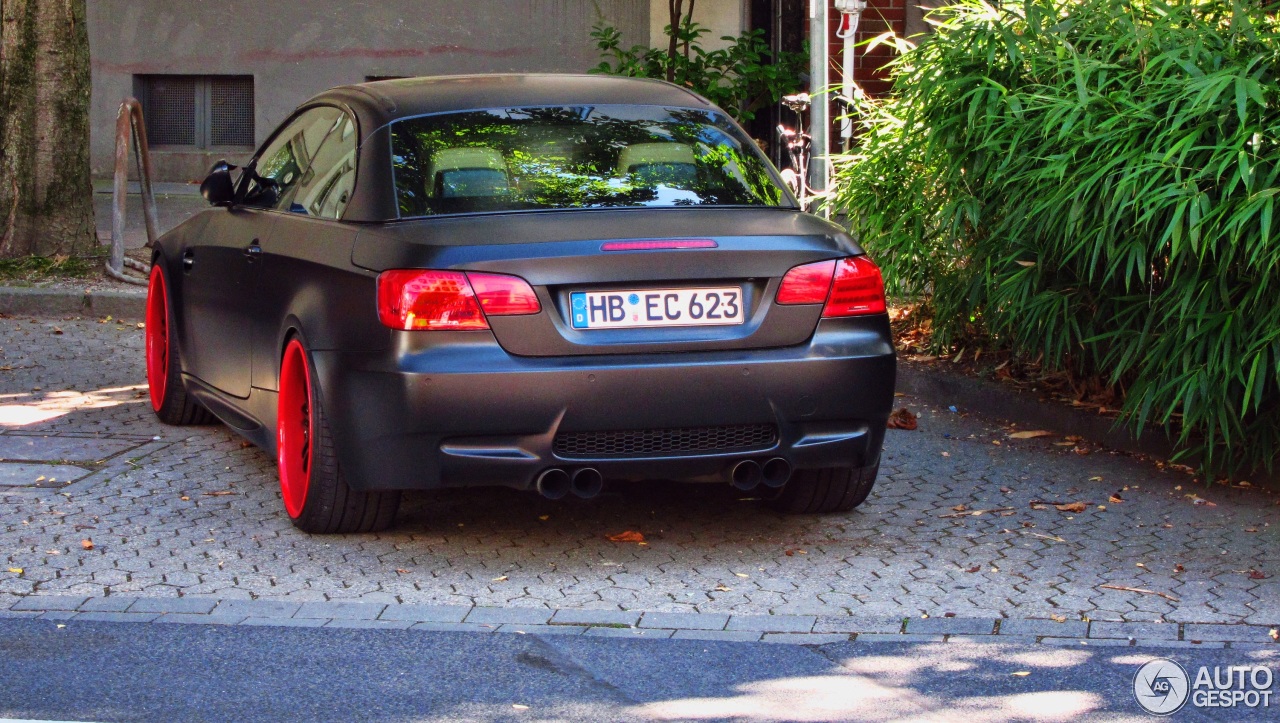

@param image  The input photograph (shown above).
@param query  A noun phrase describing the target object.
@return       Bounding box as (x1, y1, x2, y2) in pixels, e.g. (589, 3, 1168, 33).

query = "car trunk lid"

(353, 208, 862, 356)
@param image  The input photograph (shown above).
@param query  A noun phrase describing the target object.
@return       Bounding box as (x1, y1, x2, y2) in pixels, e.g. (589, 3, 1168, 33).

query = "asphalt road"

(0, 618, 1275, 722)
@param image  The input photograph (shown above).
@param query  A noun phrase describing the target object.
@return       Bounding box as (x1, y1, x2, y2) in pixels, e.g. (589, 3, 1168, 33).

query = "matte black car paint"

(154, 74, 896, 496)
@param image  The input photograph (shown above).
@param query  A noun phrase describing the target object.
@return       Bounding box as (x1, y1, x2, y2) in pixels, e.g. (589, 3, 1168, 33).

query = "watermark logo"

(1133, 658, 1190, 715)
(1134, 659, 1274, 715)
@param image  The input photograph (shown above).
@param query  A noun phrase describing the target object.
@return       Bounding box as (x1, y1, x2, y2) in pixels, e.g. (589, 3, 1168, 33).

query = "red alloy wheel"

(145, 265, 169, 412)
(277, 339, 313, 519)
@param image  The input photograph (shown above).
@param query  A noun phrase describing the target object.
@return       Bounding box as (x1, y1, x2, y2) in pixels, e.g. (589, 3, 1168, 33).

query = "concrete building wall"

(88, 0, 648, 181)
(649, 0, 747, 52)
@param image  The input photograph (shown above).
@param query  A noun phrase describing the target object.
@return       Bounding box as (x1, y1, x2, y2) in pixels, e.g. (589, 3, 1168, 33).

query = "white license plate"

(570, 287, 744, 329)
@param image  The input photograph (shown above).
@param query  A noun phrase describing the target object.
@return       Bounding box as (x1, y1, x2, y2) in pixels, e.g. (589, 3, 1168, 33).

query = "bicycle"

(776, 93, 816, 211)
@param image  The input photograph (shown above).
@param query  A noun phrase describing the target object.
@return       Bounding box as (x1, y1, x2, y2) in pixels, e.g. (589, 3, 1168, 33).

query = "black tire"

(768, 461, 879, 514)
(277, 337, 400, 534)
(146, 264, 215, 426)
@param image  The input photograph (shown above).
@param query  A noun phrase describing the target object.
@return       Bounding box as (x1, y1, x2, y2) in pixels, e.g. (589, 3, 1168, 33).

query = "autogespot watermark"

(1133, 658, 1275, 716)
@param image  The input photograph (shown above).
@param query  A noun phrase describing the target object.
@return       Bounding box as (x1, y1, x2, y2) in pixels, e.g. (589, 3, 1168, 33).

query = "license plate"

(570, 287, 744, 329)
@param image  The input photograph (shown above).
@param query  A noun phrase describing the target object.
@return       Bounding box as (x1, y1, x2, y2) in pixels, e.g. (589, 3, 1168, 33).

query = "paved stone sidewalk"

(1, 317, 1278, 631)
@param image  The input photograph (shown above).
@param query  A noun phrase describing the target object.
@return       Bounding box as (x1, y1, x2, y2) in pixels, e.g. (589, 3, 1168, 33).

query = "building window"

(135, 75, 255, 148)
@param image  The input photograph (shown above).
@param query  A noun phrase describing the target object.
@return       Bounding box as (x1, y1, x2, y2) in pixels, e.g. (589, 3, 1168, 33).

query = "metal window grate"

(553, 424, 778, 458)
(209, 77, 254, 146)
(140, 76, 197, 146)
(137, 75, 254, 149)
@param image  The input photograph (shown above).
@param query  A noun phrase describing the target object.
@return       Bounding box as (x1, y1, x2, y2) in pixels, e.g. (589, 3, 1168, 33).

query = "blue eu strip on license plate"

(570, 287, 744, 329)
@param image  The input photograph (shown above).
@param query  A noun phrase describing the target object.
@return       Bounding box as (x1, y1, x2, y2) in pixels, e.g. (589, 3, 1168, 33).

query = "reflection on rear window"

(390, 105, 789, 217)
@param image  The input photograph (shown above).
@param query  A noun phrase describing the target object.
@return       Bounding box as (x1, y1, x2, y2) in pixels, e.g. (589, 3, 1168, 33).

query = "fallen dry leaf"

(395, 568, 410, 574)
(1270, 629, 1278, 642)
(952, 504, 969, 512)
(52, 327, 63, 335)
(1011, 671, 1032, 677)
(1248, 570, 1270, 580)
(538, 515, 549, 521)
(1187, 495, 1217, 507)
(1050, 614, 1067, 623)
(1109, 493, 1125, 504)
(203, 490, 236, 497)
(941, 451, 950, 458)
(80, 539, 94, 550)
(714, 584, 731, 592)
(965, 565, 981, 573)
(7, 568, 22, 574)
(887, 407, 918, 431)
(1055, 502, 1088, 513)
(1009, 430, 1053, 440)
(492, 576, 508, 582)
(1174, 564, 1185, 573)
(607, 530, 645, 543)
(734, 572, 750, 578)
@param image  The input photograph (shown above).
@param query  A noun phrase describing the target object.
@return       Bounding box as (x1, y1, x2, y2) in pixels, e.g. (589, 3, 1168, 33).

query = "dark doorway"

(748, 0, 807, 170)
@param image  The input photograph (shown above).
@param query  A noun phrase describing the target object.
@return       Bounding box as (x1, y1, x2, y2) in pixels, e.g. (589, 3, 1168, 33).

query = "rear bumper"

(312, 317, 895, 491)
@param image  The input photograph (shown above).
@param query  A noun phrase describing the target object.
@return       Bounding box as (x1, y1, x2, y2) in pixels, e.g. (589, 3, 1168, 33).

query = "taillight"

(776, 259, 836, 305)
(376, 270, 540, 331)
(823, 256, 886, 317)
(775, 256, 886, 317)
(467, 272, 541, 316)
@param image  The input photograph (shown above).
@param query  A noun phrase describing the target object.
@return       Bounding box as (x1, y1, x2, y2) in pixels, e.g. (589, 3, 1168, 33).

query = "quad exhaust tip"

(571, 467, 603, 499)
(761, 457, 791, 488)
(536, 468, 571, 500)
(730, 459, 763, 491)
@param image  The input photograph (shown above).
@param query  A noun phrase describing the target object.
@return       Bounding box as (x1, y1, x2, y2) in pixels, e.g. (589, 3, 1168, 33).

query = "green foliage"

(0, 254, 99, 282)
(588, 20, 807, 122)
(833, 0, 1280, 477)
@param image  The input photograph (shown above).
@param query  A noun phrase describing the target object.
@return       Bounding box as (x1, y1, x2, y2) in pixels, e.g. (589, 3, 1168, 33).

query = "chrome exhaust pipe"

(535, 468, 571, 500)
(729, 460, 762, 491)
(570, 468, 603, 499)
(761, 457, 792, 488)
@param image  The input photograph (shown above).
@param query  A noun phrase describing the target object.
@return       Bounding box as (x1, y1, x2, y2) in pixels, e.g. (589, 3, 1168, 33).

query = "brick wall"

(828, 0, 905, 98)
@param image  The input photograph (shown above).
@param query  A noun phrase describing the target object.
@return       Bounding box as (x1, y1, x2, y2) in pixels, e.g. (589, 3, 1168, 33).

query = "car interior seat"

(427, 147, 511, 198)
(617, 143, 698, 186)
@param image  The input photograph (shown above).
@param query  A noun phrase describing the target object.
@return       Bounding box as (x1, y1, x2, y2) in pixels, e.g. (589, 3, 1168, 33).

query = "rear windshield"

(390, 105, 790, 217)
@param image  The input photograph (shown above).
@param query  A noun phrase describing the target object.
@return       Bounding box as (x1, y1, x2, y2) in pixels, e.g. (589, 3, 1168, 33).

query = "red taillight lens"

(376, 270, 541, 330)
(466, 272, 541, 316)
(823, 256, 886, 317)
(775, 256, 886, 316)
(377, 270, 488, 330)
(776, 259, 836, 305)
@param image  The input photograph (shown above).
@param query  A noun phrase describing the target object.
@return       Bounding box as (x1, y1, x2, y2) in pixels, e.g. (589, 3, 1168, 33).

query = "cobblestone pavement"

(2, 317, 1278, 632)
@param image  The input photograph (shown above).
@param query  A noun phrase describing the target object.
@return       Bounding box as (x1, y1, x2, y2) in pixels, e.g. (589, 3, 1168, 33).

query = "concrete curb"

(1, 595, 1275, 648)
(0, 287, 145, 319)
(896, 362, 1182, 462)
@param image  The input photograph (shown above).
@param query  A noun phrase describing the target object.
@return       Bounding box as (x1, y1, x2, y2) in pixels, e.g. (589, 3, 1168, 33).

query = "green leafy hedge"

(832, 0, 1280, 476)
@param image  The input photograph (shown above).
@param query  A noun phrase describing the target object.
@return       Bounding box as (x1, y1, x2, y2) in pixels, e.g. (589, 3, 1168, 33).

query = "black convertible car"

(145, 74, 895, 533)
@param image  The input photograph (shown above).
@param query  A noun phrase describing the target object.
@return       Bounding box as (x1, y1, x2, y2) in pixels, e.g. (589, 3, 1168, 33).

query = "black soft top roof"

(315, 73, 714, 126)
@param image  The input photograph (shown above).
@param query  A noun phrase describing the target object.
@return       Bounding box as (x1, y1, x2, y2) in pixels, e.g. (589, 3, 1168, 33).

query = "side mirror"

(200, 160, 236, 206)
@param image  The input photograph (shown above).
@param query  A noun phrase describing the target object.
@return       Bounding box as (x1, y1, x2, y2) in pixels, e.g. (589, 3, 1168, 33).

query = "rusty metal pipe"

(108, 98, 159, 285)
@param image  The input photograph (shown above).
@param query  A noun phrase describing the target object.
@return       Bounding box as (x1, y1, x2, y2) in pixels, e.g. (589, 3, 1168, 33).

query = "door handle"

(243, 239, 262, 260)
(182, 250, 194, 272)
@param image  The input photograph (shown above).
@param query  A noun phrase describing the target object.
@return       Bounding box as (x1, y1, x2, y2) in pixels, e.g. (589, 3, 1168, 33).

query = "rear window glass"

(390, 105, 789, 217)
